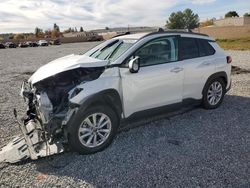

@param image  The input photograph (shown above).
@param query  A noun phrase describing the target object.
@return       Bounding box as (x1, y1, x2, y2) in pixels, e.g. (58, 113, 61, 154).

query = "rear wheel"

(202, 78, 226, 109)
(68, 105, 119, 154)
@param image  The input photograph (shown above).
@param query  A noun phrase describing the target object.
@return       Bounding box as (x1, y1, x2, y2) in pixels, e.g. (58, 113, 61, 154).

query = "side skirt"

(119, 98, 201, 129)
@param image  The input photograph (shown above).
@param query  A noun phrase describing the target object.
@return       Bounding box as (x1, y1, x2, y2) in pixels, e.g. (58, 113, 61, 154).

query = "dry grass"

(216, 37, 250, 50)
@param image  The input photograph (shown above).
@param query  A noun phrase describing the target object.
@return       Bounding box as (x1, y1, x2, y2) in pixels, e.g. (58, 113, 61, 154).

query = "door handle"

(170, 67, 183, 73)
(203, 62, 211, 66)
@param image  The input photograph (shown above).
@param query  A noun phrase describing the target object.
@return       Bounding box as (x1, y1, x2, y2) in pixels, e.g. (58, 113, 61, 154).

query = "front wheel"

(202, 78, 226, 109)
(68, 105, 119, 154)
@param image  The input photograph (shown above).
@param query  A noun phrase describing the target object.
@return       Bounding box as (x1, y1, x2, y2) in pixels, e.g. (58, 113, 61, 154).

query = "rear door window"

(179, 37, 199, 60)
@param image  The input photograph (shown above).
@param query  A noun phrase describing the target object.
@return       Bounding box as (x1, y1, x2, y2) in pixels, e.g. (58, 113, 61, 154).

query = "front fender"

(70, 68, 121, 104)
(69, 67, 123, 118)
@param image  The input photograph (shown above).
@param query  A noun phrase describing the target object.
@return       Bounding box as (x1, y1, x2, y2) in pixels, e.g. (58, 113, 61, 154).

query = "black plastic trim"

(121, 98, 201, 125)
(76, 89, 123, 120)
(226, 79, 232, 93)
(140, 31, 209, 40)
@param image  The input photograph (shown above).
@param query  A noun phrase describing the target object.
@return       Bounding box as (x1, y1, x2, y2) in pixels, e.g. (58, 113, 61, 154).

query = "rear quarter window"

(197, 39, 215, 57)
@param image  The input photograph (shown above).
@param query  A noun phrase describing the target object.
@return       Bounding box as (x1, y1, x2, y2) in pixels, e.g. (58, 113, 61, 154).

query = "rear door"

(179, 37, 216, 100)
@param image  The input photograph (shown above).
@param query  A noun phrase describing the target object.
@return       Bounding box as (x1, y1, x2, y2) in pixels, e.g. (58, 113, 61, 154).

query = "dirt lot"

(0, 43, 249, 188)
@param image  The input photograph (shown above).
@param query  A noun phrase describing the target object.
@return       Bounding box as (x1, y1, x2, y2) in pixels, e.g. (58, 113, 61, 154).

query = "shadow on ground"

(31, 94, 250, 187)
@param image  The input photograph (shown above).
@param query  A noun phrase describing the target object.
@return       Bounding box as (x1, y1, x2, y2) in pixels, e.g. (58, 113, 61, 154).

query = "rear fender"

(202, 71, 228, 95)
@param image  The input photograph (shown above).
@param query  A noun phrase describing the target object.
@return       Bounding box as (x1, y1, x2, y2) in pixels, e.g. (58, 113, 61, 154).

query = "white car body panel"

(211, 42, 232, 89)
(69, 67, 122, 106)
(29, 54, 108, 84)
(120, 62, 183, 117)
(182, 55, 216, 99)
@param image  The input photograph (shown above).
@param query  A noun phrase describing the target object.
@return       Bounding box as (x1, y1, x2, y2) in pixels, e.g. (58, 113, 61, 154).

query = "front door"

(119, 36, 184, 117)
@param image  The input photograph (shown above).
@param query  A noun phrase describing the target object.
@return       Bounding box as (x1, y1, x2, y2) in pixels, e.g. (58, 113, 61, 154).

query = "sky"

(0, 0, 249, 33)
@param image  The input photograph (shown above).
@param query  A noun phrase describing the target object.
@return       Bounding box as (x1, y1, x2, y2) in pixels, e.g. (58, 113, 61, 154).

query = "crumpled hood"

(29, 54, 108, 84)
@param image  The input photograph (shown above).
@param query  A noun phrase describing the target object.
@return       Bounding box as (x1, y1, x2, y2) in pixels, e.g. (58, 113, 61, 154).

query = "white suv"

(0, 31, 232, 163)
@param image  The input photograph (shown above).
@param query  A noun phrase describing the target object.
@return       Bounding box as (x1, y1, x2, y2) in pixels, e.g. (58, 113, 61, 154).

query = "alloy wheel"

(207, 81, 223, 106)
(78, 113, 112, 148)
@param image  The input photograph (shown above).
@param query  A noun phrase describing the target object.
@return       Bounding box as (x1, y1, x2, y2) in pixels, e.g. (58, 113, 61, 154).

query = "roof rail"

(141, 28, 209, 39)
(112, 32, 131, 38)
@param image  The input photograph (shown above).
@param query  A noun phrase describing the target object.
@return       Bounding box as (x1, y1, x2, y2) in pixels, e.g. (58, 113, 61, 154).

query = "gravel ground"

(0, 43, 249, 188)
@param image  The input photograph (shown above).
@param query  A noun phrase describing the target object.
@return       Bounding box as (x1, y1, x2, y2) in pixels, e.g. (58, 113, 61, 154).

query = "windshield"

(85, 39, 136, 64)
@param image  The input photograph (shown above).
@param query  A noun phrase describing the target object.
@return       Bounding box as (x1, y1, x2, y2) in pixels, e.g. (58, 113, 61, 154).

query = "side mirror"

(128, 56, 140, 73)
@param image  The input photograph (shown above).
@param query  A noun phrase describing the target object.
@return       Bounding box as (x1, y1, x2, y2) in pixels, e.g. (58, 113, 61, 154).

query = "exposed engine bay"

(0, 67, 105, 163)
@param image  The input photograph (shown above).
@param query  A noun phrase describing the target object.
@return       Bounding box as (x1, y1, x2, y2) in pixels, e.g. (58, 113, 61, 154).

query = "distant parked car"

(38, 40, 49, 46)
(19, 42, 29, 48)
(5, 42, 17, 48)
(27, 41, 39, 47)
(50, 39, 61, 45)
(0, 43, 5, 49)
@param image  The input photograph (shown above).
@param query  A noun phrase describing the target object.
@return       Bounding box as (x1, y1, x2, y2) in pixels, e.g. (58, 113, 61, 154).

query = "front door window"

(134, 36, 178, 67)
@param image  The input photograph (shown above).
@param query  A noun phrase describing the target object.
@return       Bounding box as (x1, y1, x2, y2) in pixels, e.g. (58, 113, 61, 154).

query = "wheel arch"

(202, 71, 228, 95)
(72, 89, 123, 121)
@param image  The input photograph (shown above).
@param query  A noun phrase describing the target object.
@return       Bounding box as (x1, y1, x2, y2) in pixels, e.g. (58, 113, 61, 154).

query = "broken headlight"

(36, 92, 53, 124)
(69, 87, 83, 99)
(20, 80, 32, 99)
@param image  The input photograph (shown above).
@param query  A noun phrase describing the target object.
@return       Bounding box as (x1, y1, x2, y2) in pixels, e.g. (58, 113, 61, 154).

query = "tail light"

(227, 56, 232, 64)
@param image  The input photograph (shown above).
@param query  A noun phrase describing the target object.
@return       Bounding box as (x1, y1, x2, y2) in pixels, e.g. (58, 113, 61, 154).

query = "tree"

(14, 34, 25, 40)
(38, 32, 45, 38)
(34, 27, 43, 38)
(63, 28, 72, 33)
(26, 34, 35, 40)
(105, 26, 109, 30)
(44, 29, 51, 35)
(80, 27, 84, 32)
(51, 30, 60, 38)
(166, 9, 199, 29)
(225, 11, 239, 18)
(244, 12, 250, 17)
(75, 27, 78, 32)
(183, 9, 199, 29)
(53, 23, 60, 32)
(9, 35, 14, 39)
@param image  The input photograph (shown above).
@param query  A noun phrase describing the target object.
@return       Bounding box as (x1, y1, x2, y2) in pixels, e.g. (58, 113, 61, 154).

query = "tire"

(202, 78, 226, 109)
(68, 105, 119, 154)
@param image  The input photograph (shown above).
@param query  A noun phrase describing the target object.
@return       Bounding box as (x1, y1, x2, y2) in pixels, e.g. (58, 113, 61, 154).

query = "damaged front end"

(0, 67, 105, 163)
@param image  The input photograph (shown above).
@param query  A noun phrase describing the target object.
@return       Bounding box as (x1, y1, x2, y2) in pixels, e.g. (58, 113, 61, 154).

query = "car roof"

(115, 31, 214, 41)
(115, 32, 149, 40)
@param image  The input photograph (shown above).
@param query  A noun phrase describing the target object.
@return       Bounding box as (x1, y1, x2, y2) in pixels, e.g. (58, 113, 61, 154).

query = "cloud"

(0, 0, 181, 33)
(0, 11, 27, 23)
(190, 0, 216, 4)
